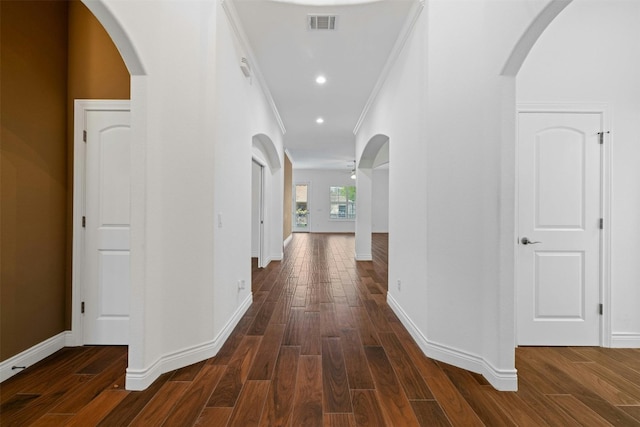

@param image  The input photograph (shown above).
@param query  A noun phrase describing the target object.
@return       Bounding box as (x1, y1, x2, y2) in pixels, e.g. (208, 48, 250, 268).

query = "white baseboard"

(610, 333, 640, 348)
(125, 293, 253, 391)
(355, 253, 373, 261)
(387, 294, 518, 391)
(283, 234, 292, 249)
(1, 331, 72, 383)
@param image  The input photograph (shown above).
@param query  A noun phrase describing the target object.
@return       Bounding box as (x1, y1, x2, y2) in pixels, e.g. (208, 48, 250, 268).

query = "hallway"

(2, 233, 640, 425)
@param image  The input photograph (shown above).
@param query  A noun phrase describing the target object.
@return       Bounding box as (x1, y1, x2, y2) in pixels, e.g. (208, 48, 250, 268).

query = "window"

(329, 186, 356, 220)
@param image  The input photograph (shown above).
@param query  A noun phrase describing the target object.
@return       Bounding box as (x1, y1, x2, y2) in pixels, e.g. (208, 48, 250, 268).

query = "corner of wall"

(387, 294, 518, 391)
(125, 293, 252, 391)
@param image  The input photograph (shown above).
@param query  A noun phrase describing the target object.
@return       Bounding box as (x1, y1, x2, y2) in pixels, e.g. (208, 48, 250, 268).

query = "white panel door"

(84, 109, 131, 345)
(517, 111, 602, 345)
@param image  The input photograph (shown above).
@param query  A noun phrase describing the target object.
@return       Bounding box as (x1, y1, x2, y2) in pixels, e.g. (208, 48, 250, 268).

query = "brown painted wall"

(0, 0, 129, 362)
(283, 154, 293, 241)
(1, 1, 69, 360)
(65, 0, 130, 326)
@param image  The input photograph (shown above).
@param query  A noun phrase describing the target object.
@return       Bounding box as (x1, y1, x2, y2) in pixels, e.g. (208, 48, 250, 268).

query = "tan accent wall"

(65, 0, 130, 327)
(283, 154, 293, 241)
(0, 0, 129, 362)
(1, 1, 69, 360)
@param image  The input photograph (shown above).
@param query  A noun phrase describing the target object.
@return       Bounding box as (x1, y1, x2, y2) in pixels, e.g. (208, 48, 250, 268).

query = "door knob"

(521, 237, 541, 245)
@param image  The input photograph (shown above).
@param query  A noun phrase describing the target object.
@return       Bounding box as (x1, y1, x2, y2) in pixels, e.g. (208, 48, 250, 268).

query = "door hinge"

(597, 131, 610, 144)
(83, 130, 87, 142)
(82, 216, 86, 228)
(81, 301, 85, 314)
(599, 218, 604, 230)
(599, 303, 603, 315)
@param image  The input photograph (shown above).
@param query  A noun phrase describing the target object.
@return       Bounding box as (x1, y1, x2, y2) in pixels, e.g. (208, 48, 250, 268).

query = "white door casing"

(517, 109, 605, 346)
(73, 100, 131, 345)
(252, 158, 266, 267)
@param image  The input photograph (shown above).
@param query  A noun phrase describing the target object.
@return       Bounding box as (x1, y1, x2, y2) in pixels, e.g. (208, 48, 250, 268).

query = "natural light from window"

(329, 186, 356, 220)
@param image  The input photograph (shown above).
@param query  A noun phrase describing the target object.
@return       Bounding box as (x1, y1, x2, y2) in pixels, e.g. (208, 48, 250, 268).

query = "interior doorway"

(73, 100, 131, 345)
(516, 107, 605, 346)
(252, 159, 265, 268)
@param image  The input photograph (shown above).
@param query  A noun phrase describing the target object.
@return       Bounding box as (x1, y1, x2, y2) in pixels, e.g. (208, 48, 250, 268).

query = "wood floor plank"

(351, 307, 380, 346)
(322, 337, 352, 413)
(195, 407, 233, 426)
(64, 389, 129, 426)
(301, 311, 321, 355)
(321, 302, 340, 337)
(351, 390, 388, 427)
(1, 347, 101, 401)
(1, 374, 92, 426)
(96, 372, 172, 426)
(515, 377, 583, 427)
(162, 364, 225, 426)
(484, 388, 550, 426)
(28, 414, 74, 426)
(208, 335, 262, 407)
(248, 301, 278, 336)
(364, 346, 420, 426)
(282, 307, 306, 346)
(226, 380, 270, 427)
(340, 328, 375, 389)
(291, 355, 323, 427)
(259, 346, 300, 427)
(48, 353, 128, 414)
(378, 332, 433, 400)
(0, 393, 41, 422)
(539, 347, 640, 405)
(620, 405, 640, 423)
(129, 381, 190, 427)
(547, 394, 614, 426)
(247, 323, 286, 380)
(324, 413, 356, 426)
(76, 346, 128, 375)
(170, 361, 206, 381)
(439, 362, 515, 427)
(211, 316, 254, 366)
(423, 368, 485, 427)
(410, 400, 452, 427)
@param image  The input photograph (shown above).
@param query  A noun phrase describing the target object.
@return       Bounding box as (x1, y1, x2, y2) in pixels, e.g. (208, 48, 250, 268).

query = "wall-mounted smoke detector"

(308, 15, 337, 30)
(240, 57, 251, 77)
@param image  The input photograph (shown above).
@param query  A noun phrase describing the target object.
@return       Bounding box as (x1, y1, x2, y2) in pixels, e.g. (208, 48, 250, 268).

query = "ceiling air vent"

(308, 15, 337, 30)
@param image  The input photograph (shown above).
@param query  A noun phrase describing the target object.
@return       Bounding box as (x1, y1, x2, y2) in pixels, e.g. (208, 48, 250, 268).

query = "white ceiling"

(231, 0, 416, 169)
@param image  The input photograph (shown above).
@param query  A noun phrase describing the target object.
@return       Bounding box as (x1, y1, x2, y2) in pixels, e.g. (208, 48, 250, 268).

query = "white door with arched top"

(517, 109, 603, 346)
(81, 102, 131, 345)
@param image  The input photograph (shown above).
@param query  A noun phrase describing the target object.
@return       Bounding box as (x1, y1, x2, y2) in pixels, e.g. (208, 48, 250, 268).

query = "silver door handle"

(521, 237, 541, 245)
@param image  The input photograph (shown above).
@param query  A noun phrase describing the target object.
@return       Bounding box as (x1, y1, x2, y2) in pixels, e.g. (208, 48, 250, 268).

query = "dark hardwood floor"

(3, 233, 640, 426)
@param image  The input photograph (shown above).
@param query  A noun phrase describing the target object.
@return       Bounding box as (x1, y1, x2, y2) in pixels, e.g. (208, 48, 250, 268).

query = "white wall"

(517, 0, 640, 346)
(372, 167, 389, 233)
(97, 0, 284, 390)
(293, 169, 356, 233)
(355, 0, 556, 390)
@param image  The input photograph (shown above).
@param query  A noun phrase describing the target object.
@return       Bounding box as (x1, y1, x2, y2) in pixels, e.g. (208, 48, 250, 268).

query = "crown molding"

(353, 0, 425, 135)
(221, 0, 287, 135)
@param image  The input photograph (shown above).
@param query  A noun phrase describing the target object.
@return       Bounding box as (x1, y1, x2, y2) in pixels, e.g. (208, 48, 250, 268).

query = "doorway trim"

(71, 99, 131, 346)
(515, 103, 612, 347)
(252, 157, 266, 268)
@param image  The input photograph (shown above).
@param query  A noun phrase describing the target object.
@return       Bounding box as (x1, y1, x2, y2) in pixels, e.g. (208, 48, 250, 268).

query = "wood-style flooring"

(2, 233, 640, 426)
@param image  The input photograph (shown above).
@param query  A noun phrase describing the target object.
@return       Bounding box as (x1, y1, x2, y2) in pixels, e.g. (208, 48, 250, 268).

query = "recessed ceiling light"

(316, 117, 324, 124)
(316, 75, 327, 85)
